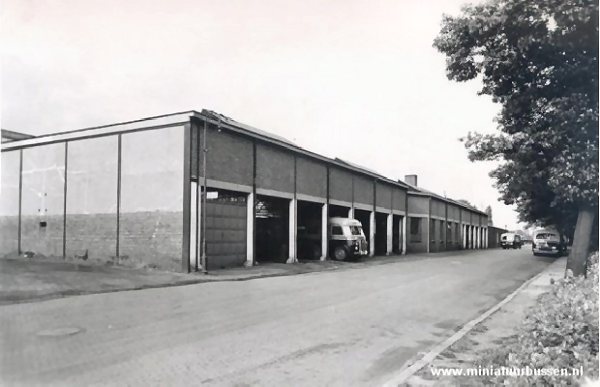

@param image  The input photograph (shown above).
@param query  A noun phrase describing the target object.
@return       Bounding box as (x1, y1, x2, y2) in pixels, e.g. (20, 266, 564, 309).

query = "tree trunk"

(566, 207, 595, 277)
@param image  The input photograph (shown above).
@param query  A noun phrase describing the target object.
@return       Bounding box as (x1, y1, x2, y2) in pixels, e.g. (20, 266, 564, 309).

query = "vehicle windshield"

(536, 233, 557, 240)
(349, 226, 362, 236)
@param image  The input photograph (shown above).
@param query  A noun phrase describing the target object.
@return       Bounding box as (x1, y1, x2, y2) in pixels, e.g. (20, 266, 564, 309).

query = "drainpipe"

(200, 118, 209, 274)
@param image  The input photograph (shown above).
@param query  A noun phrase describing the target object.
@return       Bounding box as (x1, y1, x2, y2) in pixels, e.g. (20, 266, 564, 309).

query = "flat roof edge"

(1, 110, 486, 216)
(1, 112, 195, 150)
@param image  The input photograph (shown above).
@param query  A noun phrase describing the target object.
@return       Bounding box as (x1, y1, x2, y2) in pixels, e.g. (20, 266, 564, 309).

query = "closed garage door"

(205, 189, 247, 269)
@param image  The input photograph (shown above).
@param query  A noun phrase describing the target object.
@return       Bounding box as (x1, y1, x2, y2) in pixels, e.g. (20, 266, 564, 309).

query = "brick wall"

(353, 174, 374, 206)
(0, 216, 19, 257)
(256, 143, 295, 193)
(296, 156, 327, 198)
(119, 211, 183, 271)
(376, 183, 392, 210)
(21, 215, 64, 257)
(65, 213, 117, 260)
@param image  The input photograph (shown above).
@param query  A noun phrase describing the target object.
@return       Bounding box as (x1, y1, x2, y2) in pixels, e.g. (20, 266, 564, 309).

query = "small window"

(331, 226, 343, 235)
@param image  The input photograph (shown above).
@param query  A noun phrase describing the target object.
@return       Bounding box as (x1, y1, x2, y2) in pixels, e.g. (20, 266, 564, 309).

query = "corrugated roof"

(201, 109, 300, 149)
(1, 109, 486, 215)
(334, 158, 383, 177)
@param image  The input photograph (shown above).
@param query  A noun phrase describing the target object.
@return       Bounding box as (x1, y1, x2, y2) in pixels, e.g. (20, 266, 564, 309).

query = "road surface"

(0, 249, 554, 386)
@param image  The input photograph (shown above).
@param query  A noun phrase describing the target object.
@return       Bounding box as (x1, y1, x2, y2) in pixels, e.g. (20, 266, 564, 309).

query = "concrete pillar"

(386, 213, 393, 255)
(245, 192, 254, 267)
(286, 198, 298, 264)
(426, 218, 430, 253)
(483, 228, 486, 248)
(484, 227, 488, 249)
(485, 228, 488, 248)
(476, 226, 480, 249)
(190, 182, 198, 269)
(369, 211, 375, 257)
(348, 207, 354, 218)
(401, 216, 407, 255)
(320, 203, 328, 261)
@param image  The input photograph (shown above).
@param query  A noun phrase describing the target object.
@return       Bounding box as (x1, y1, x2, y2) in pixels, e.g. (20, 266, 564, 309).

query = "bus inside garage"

(353, 209, 371, 250)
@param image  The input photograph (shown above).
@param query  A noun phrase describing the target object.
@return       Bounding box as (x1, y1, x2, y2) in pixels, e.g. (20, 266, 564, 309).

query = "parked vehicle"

(500, 232, 522, 249)
(532, 230, 566, 256)
(328, 217, 369, 260)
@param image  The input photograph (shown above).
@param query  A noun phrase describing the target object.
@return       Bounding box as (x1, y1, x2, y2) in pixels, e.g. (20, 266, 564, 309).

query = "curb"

(381, 258, 565, 387)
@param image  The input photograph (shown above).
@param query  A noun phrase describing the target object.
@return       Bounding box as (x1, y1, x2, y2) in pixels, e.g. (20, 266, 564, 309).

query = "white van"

(532, 230, 566, 256)
(500, 232, 522, 249)
(328, 217, 369, 260)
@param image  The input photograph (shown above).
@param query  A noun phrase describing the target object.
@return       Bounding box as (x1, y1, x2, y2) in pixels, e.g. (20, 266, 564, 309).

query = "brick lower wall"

(65, 213, 117, 260)
(0, 216, 19, 257)
(1, 211, 183, 271)
(21, 215, 64, 258)
(119, 211, 183, 271)
(407, 241, 427, 253)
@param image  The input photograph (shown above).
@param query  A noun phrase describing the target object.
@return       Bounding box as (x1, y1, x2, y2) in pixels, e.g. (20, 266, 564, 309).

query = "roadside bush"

(463, 252, 599, 386)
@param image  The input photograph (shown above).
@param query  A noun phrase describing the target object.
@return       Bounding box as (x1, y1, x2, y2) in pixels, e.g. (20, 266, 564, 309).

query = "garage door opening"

(465, 225, 470, 249)
(353, 209, 371, 247)
(430, 219, 438, 252)
(203, 188, 247, 270)
(392, 214, 403, 254)
(255, 196, 289, 263)
(328, 204, 350, 218)
(297, 201, 322, 260)
(375, 212, 388, 255)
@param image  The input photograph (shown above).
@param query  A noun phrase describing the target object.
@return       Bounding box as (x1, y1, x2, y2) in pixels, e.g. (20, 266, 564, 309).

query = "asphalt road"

(0, 248, 554, 386)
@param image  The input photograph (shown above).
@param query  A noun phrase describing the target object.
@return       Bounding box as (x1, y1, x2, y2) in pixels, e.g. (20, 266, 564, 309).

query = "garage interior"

(392, 214, 403, 254)
(430, 219, 438, 252)
(255, 195, 289, 263)
(438, 220, 446, 251)
(374, 212, 388, 255)
(328, 204, 350, 218)
(296, 201, 322, 260)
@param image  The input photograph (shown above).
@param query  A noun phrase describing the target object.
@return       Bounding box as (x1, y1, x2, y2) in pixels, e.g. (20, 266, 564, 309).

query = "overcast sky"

(2, 0, 523, 229)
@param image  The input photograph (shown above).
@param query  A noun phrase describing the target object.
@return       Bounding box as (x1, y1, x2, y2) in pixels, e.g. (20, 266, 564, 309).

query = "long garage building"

(0, 110, 489, 272)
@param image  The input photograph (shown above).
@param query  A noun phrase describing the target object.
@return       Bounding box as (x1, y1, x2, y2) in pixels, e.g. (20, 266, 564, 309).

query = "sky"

(1, 0, 522, 229)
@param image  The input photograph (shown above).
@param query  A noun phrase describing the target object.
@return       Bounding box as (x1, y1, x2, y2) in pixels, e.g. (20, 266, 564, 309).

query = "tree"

(485, 205, 494, 226)
(434, 0, 598, 276)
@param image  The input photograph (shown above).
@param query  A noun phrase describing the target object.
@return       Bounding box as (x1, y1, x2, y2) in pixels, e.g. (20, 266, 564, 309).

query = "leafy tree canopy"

(434, 0, 598, 238)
